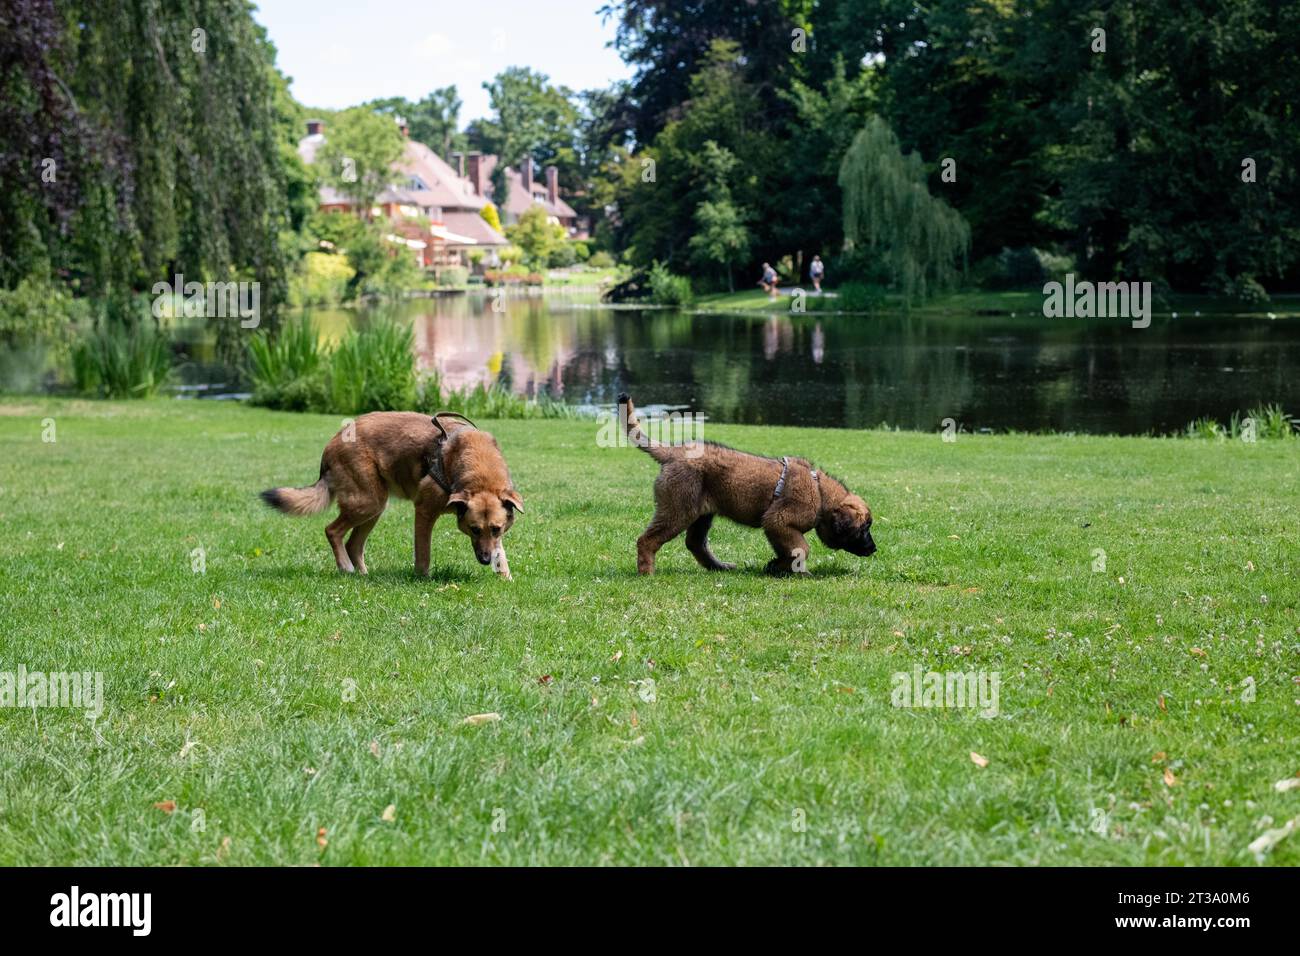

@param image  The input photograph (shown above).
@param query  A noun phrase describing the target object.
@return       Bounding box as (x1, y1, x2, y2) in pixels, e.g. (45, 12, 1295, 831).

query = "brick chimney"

(465, 152, 487, 197)
(546, 165, 559, 207)
(305, 119, 324, 136)
(521, 156, 533, 195)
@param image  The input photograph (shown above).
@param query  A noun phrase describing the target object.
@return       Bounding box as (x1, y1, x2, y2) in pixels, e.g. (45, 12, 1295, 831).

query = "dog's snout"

(476, 551, 493, 566)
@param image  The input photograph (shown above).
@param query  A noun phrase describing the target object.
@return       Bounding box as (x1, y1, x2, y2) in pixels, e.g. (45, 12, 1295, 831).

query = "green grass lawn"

(695, 287, 1300, 318)
(1, 398, 1297, 865)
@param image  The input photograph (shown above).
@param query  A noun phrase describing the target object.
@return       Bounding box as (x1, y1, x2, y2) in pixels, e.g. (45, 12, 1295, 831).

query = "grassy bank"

(1, 399, 1297, 865)
(694, 288, 1300, 318)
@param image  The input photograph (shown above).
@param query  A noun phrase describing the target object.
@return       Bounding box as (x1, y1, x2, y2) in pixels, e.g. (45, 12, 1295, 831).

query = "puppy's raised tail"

(619, 393, 677, 463)
(260, 475, 332, 516)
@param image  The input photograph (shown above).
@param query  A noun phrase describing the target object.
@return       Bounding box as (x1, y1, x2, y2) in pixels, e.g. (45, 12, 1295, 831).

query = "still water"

(181, 290, 1300, 434)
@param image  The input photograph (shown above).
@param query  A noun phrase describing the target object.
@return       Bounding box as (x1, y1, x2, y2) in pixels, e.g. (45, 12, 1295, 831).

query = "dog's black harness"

(425, 411, 478, 494)
(773, 456, 823, 516)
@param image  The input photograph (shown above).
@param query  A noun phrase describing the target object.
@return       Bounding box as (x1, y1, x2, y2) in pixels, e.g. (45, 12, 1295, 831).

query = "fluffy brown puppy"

(260, 412, 523, 576)
(620, 394, 875, 575)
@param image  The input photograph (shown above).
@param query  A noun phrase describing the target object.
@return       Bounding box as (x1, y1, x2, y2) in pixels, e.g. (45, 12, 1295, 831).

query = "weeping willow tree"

(838, 116, 970, 303)
(1, 0, 296, 354)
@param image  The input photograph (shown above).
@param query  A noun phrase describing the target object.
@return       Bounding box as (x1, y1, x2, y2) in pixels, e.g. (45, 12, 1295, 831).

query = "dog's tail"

(260, 473, 332, 516)
(618, 393, 678, 463)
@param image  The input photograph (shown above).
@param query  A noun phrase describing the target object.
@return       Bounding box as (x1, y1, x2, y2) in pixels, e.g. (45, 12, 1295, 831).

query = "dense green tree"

(0, 0, 295, 333)
(365, 87, 466, 158)
(507, 206, 567, 270)
(614, 40, 769, 274)
(686, 143, 752, 291)
(839, 116, 970, 302)
(471, 68, 582, 188)
(316, 107, 405, 218)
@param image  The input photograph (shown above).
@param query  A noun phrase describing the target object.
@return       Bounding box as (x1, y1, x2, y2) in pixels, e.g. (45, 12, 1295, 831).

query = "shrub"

(587, 251, 615, 269)
(435, 266, 469, 288)
(72, 323, 173, 398)
(1184, 405, 1295, 440)
(415, 372, 588, 420)
(1219, 274, 1270, 306)
(0, 274, 90, 389)
(479, 202, 503, 234)
(327, 317, 416, 414)
(978, 247, 1076, 289)
(648, 261, 694, 307)
(290, 252, 355, 307)
(835, 281, 886, 312)
(547, 242, 579, 268)
(248, 316, 328, 411)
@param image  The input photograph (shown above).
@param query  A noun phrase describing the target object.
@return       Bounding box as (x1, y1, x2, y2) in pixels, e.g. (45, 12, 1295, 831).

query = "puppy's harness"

(425, 411, 478, 494)
(773, 456, 823, 517)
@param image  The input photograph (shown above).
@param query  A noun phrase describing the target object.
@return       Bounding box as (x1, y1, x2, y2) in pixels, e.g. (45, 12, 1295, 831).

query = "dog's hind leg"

(686, 514, 734, 571)
(345, 516, 380, 575)
(637, 511, 692, 575)
(326, 515, 355, 572)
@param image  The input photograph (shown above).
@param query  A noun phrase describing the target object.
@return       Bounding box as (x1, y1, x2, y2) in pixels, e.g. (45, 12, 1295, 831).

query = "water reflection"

(180, 290, 1300, 434)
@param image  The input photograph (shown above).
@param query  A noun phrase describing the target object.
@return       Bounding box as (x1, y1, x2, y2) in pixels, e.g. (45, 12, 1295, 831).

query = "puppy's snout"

(848, 530, 877, 557)
(475, 550, 493, 566)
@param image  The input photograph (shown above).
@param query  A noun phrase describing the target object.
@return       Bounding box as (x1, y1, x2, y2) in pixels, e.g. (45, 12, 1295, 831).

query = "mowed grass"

(0, 399, 1297, 866)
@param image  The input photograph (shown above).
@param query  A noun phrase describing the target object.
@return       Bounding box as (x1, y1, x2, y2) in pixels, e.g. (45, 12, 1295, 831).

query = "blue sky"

(252, 0, 631, 123)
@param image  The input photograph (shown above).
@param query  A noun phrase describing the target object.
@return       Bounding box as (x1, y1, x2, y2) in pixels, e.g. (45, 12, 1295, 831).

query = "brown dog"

(620, 395, 875, 575)
(260, 412, 523, 576)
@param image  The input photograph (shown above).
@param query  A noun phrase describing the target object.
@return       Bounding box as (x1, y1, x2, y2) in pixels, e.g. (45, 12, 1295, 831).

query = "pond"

(177, 290, 1300, 434)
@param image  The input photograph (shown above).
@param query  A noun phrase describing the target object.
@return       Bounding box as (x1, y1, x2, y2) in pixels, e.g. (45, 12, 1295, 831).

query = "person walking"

(809, 255, 825, 293)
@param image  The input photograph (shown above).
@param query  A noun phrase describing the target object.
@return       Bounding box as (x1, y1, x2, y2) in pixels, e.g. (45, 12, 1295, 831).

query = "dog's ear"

(501, 489, 524, 514)
(446, 489, 471, 516)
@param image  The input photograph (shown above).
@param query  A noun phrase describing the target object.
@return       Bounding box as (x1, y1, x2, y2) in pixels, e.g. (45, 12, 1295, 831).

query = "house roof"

(396, 139, 486, 212)
(295, 128, 576, 233)
(442, 210, 509, 247)
(296, 131, 494, 217)
(496, 165, 578, 220)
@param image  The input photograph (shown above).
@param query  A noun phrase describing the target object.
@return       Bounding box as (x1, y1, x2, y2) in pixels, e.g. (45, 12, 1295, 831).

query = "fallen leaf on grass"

(1190, 647, 1206, 657)
(610, 650, 623, 663)
(1273, 777, 1300, 793)
(381, 804, 396, 823)
(463, 712, 501, 726)
(369, 739, 380, 758)
(1152, 751, 1167, 763)
(537, 674, 553, 685)
(1163, 767, 1178, 787)
(316, 827, 328, 849)
(153, 800, 176, 814)
(1158, 695, 1167, 712)
(970, 752, 989, 768)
